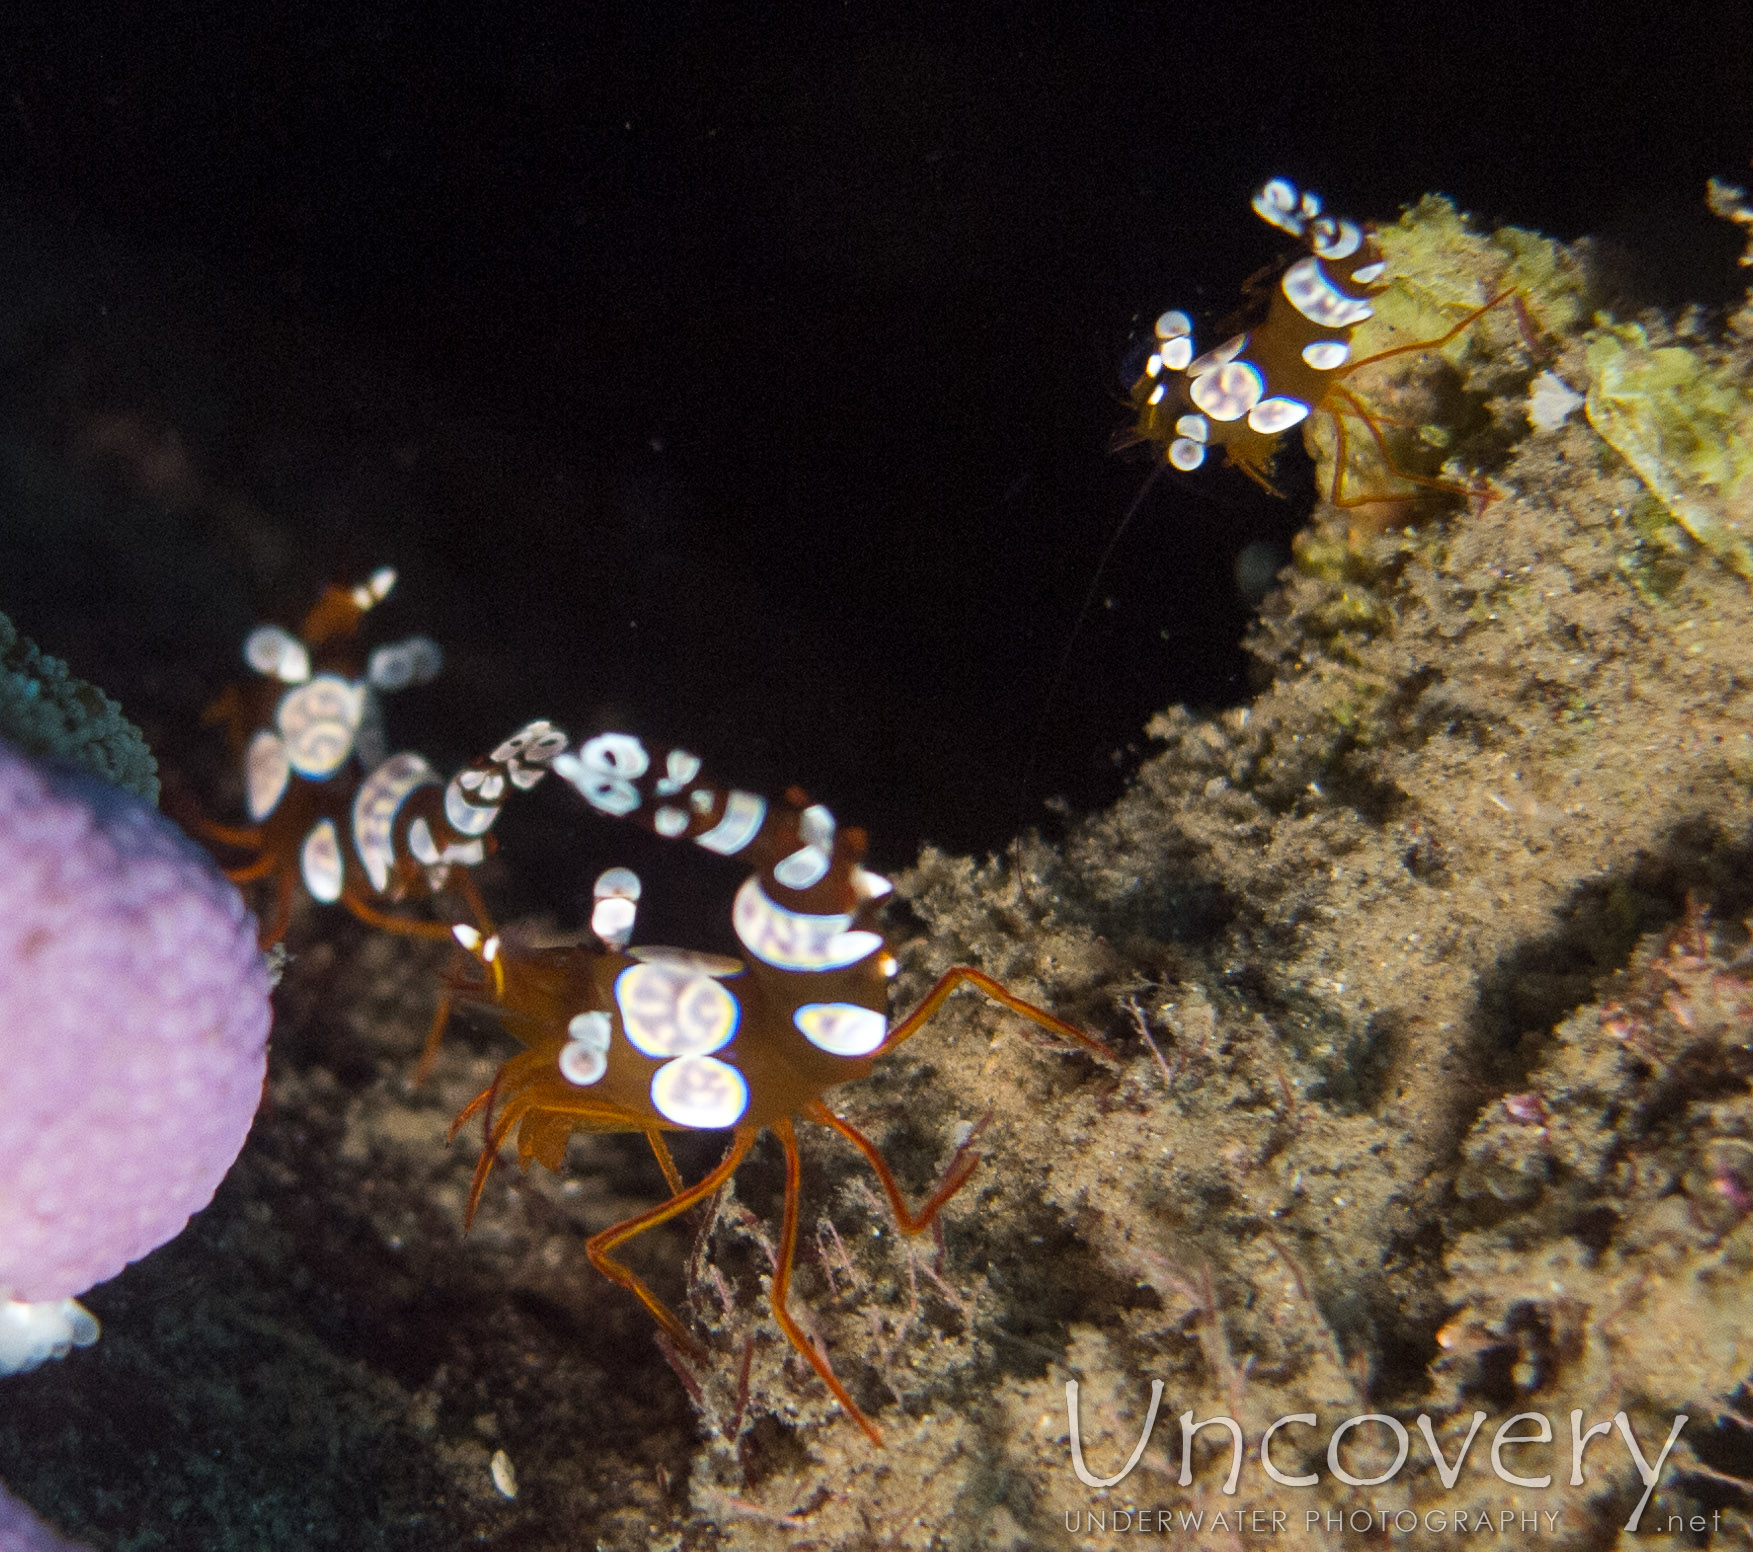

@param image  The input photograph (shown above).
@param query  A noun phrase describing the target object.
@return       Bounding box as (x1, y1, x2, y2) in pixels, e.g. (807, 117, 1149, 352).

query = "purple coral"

(0, 736, 272, 1315)
(0, 1484, 89, 1552)
(0, 737, 273, 1552)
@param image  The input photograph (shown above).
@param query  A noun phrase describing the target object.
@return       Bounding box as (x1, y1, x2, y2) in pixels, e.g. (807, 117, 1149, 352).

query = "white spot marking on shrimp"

(793, 1002, 888, 1057)
(277, 675, 365, 778)
(1160, 337, 1193, 372)
(351, 750, 438, 892)
(1187, 333, 1248, 377)
(243, 625, 310, 684)
(554, 733, 650, 816)
(300, 819, 344, 904)
(1301, 339, 1351, 370)
(1168, 438, 1206, 471)
(245, 730, 291, 820)
(695, 790, 766, 855)
(650, 1055, 748, 1129)
(1247, 396, 1312, 435)
(615, 962, 740, 1058)
(1188, 360, 1265, 422)
(1283, 256, 1374, 328)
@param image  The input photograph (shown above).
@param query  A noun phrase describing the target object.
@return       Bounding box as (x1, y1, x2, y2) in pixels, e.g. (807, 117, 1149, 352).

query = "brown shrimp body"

(452, 738, 898, 1146)
(457, 938, 885, 1144)
(191, 570, 567, 947)
(447, 727, 1110, 1444)
(1128, 178, 1523, 514)
(1131, 179, 1389, 490)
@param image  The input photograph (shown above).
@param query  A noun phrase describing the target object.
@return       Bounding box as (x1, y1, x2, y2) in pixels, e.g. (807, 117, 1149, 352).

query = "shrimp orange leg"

(584, 1129, 755, 1362)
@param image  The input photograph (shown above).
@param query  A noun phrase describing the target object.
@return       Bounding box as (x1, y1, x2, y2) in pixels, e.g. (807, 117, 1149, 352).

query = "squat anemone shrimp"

(187, 576, 575, 1072)
(191, 572, 568, 946)
(443, 729, 1113, 1445)
(1127, 177, 1524, 512)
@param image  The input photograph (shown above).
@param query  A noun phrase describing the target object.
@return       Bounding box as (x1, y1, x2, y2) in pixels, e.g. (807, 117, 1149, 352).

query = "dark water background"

(1, 2, 1750, 910)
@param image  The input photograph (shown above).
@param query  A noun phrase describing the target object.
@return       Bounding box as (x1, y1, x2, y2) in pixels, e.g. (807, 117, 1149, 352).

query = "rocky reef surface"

(5, 194, 1753, 1549)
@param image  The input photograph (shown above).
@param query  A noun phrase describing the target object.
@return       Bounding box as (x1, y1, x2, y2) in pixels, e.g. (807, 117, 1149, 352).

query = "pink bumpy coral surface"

(0, 1482, 90, 1552)
(0, 738, 271, 1302)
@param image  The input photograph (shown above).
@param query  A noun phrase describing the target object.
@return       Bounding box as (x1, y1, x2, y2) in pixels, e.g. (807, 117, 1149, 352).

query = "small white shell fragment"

(0, 1298, 101, 1375)
(490, 1448, 518, 1499)
(1154, 309, 1192, 339)
(1527, 370, 1585, 432)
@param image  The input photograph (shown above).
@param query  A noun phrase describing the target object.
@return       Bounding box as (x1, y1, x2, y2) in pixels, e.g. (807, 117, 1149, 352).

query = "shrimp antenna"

(1009, 457, 1166, 903)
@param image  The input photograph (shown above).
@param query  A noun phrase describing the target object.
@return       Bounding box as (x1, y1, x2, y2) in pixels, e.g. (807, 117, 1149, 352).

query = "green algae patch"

(1305, 196, 1593, 512)
(1585, 322, 1753, 579)
(1369, 194, 1591, 352)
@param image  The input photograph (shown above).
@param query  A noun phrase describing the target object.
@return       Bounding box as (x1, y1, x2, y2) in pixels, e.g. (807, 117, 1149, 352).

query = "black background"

(1, 2, 1749, 896)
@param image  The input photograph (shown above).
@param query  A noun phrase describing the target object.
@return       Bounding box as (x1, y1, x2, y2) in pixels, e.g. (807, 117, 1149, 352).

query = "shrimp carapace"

(447, 729, 1113, 1445)
(1128, 177, 1517, 510)
(188, 571, 565, 952)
